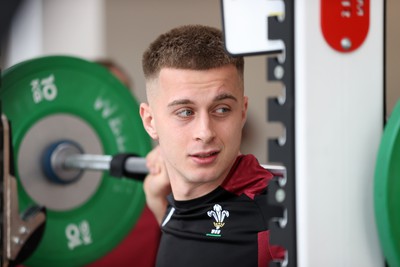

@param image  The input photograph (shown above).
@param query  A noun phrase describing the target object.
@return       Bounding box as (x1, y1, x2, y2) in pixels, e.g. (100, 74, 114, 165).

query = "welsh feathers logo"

(206, 204, 229, 237)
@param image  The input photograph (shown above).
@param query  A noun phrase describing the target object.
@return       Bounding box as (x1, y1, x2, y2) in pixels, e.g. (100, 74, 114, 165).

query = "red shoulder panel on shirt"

(221, 154, 273, 199)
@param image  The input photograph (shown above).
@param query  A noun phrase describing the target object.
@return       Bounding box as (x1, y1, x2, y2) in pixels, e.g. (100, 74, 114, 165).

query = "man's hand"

(144, 145, 171, 225)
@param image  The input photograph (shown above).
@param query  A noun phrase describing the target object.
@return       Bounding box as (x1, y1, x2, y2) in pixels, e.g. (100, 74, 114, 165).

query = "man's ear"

(140, 103, 159, 140)
(242, 96, 249, 127)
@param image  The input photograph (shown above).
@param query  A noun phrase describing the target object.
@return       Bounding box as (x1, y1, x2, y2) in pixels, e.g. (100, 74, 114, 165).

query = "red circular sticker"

(321, 0, 370, 53)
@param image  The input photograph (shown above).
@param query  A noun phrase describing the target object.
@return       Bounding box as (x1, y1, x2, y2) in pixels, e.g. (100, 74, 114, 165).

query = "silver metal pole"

(64, 154, 149, 174)
(64, 154, 112, 171)
(64, 154, 285, 178)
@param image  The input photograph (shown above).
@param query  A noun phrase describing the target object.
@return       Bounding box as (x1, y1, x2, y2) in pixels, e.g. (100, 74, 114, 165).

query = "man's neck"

(169, 177, 224, 201)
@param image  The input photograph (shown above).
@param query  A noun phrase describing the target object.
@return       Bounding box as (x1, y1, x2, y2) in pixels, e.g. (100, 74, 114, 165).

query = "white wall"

(4, 0, 106, 68)
(42, 0, 106, 59)
(4, 0, 43, 67)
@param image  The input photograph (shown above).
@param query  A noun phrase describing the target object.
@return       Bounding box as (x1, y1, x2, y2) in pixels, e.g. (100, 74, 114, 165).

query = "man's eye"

(176, 109, 194, 117)
(215, 107, 231, 114)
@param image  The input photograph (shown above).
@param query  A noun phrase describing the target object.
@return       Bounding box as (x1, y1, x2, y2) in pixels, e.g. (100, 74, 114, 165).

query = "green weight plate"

(1, 55, 152, 267)
(374, 100, 400, 267)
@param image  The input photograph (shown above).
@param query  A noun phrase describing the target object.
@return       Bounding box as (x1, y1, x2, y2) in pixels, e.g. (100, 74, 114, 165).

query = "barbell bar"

(41, 140, 148, 184)
(41, 140, 287, 185)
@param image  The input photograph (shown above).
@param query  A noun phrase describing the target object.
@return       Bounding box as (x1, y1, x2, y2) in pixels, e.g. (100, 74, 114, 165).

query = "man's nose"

(194, 112, 215, 143)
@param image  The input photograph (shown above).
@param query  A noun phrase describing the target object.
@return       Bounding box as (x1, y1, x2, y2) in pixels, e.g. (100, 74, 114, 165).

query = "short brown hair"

(142, 25, 244, 80)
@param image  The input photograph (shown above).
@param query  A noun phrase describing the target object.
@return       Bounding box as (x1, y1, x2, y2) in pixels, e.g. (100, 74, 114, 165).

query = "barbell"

(1, 55, 152, 267)
(40, 139, 286, 185)
(1, 55, 289, 266)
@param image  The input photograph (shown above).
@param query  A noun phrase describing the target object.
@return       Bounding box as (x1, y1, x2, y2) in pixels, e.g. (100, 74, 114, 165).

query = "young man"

(140, 25, 284, 267)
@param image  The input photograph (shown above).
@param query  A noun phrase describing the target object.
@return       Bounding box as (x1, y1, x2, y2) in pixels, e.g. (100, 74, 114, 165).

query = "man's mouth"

(193, 151, 219, 158)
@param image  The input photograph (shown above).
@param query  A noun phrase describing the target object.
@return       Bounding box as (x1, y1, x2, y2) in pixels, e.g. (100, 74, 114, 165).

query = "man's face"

(140, 65, 248, 197)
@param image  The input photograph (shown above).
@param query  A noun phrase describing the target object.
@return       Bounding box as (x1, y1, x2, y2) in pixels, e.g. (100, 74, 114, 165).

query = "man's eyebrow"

(167, 93, 237, 107)
(214, 93, 237, 102)
(167, 99, 194, 107)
